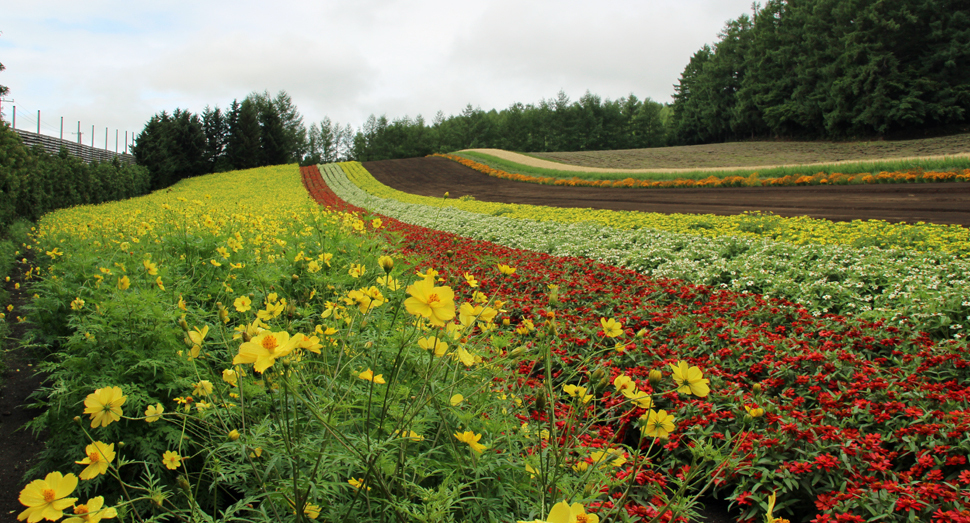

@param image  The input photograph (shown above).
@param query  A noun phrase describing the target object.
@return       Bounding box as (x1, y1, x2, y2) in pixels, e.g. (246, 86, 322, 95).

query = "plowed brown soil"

(364, 157, 970, 226)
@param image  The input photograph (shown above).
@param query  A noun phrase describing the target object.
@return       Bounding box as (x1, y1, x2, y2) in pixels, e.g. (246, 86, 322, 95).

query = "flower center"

(427, 293, 441, 306)
(42, 489, 57, 503)
(262, 335, 279, 352)
(576, 516, 589, 523)
(73, 504, 89, 515)
(89, 451, 101, 462)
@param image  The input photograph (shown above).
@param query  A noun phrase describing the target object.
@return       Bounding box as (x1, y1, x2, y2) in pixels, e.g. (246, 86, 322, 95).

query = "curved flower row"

(436, 153, 970, 188)
(324, 162, 970, 341)
(309, 162, 970, 522)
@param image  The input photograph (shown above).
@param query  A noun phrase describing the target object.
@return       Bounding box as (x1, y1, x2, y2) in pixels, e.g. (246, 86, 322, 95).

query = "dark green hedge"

(0, 123, 150, 230)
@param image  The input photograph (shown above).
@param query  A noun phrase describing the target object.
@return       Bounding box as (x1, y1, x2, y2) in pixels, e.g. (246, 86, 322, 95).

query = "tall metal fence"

(13, 128, 136, 164)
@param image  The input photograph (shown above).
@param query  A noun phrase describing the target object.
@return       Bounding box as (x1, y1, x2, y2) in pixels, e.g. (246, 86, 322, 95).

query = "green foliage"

(0, 123, 150, 231)
(670, 0, 970, 143)
(347, 91, 669, 162)
(136, 90, 309, 186)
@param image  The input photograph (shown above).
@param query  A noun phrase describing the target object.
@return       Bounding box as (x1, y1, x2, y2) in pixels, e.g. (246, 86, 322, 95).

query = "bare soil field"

(363, 156, 970, 226)
(469, 133, 970, 171)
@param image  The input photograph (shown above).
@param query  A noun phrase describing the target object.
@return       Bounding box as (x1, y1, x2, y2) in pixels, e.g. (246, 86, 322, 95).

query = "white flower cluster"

(321, 163, 970, 339)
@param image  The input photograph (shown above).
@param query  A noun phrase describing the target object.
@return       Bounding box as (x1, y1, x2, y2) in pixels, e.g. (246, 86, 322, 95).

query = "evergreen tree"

(227, 99, 261, 170)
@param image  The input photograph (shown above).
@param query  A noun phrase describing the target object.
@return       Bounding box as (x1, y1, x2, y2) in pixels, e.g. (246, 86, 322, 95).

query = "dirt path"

(464, 147, 970, 173)
(0, 256, 47, 521)
(364, 156, 970, 226)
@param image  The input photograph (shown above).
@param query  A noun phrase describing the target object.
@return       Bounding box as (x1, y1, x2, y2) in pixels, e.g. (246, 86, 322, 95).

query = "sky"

(1, 0, 753, 150)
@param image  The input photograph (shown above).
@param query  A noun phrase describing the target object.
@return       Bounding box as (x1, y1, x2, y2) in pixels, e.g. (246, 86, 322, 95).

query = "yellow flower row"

(436, 153, 970, 188)
(340, 162, 970, 256)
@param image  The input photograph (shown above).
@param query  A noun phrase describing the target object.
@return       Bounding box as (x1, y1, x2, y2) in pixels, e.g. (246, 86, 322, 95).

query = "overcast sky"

(2, 0, 753, 149)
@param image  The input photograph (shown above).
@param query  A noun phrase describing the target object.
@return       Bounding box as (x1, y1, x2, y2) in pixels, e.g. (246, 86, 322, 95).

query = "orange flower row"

(434, 153, 970, 189)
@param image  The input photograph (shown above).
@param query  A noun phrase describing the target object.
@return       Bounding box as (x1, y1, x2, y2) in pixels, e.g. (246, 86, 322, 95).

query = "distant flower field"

(16, 162, 970, 523)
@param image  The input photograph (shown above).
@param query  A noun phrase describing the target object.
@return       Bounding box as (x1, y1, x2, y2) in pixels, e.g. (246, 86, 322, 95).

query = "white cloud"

(1, 0, 753, 142)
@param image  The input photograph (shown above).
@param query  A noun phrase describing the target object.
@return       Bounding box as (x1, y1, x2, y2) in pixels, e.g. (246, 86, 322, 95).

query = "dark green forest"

(132, 0, 970, 182)
(670, 0, 970, 143)
(0, 123, 150, 232)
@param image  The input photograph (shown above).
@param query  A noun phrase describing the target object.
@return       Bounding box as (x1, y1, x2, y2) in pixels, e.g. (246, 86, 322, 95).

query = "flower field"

(17, 161, 970, 523)
(437, 153, 970, 189)
(326, 162, 970, 341)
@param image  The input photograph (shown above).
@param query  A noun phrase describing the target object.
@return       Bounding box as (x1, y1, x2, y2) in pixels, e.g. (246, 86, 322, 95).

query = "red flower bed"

(301, 165, 970, 522)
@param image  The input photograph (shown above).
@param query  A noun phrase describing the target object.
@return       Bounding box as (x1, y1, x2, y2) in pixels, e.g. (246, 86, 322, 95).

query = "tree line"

(132, 89, 670, 187)
(0, 122, 150, 231)
(669, 0, 970, 143)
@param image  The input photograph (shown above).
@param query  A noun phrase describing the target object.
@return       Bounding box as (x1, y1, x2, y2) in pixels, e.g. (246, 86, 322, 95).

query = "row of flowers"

(401, 160, 970, 257)
(438, 153, 970, 188)
(25, 162, 735, 523)
(326, 162, 970, 341)
(309, 162, 970, 522)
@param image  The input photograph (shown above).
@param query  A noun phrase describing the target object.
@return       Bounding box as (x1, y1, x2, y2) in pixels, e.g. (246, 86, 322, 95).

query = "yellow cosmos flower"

(745, 405, 765, 418)
(234, 296, 252, 312)
(17, 471, 79, 523)
(625, 389, 654, 409)
(256, 300, 285, 321)
(463, 272, 479, 287)
(348, 478, 371, 491)
(403, 278, 456, 327)
(83, 386, 126, 428)
(496, 263, 516, 275)
(188, 325, 208, 346)
(303, 503, 321, 520)
(358, 369, 386, 384)
(600, 317, 623, 338)
(116, 276, 130, 291)
(453, 430, 487, 453)
(450, 394, 464, 406)
(418, 336, 448, 356)
(376, 275, 401, 290)
(145, 403, 164, 422)
(348, 263, 366, 279)
(70, 297, 85, 310)
(458, 302, 498, 326)
(192, 380, 213, 396)
(517, 501, 600, 523)
(453, 346, 478, 367)
(393, 430, 424, 441)
(162, 450, 181, 470)
(62, 496, 117, 523)
(562, 384, 593, 404)
(641, 409, 675, 439)
(232, 331, 299, 373)
(142, 259, 158, 275)
(222, 369, 239, 387)
(591, 449, 627, 468)
(76, 442, 115, 480)
(613, 374, 636, 395)
(670, 360, 710, 398)
(155, 276, 165, 290)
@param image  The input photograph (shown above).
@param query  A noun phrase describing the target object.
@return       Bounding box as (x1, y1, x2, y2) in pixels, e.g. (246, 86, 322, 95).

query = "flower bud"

(73, 416, 81, 424)
(590, 368, 607, 382)
(378, 255, 394, 273)
(535, 393, 547, 412)
(292, 274, 299, 283)
(228, 429, 240, 441)
(648, 369, 663, 385)
(752, 383, 762, 394)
